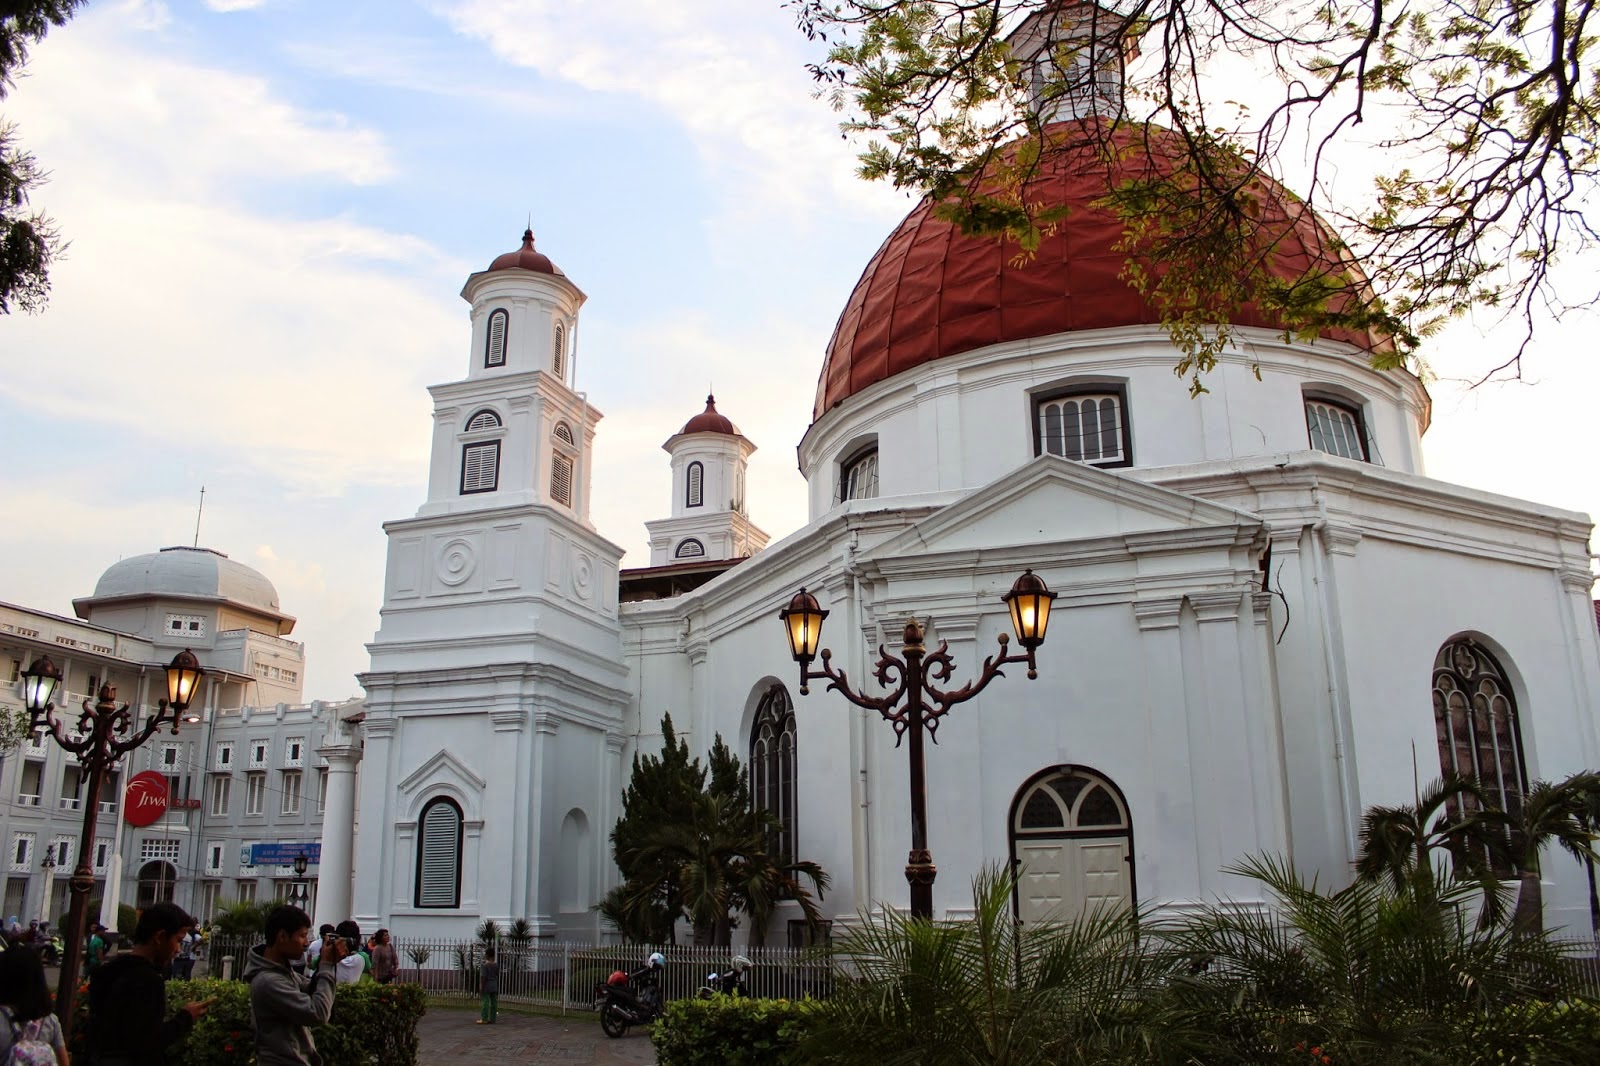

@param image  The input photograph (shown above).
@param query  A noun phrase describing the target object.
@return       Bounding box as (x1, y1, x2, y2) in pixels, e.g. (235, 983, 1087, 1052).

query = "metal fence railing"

(199, 936, 832, 1012)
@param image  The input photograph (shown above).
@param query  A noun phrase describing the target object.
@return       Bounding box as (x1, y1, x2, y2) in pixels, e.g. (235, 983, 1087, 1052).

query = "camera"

(342, 936, 360, 953)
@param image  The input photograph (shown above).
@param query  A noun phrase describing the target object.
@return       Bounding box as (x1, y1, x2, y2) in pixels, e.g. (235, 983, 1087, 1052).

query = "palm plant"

(1355, 773, 1511, 925)
(626, 792, 751, 945)
(1487, 772, 1600, 935)
(475, 917, 501, 944)
(1163, 854, 1599, 1063)
(506, 917, 534, 944)
(1575, 775, 1600, 943)
(804, 865, 1194, 1066)
(731, 827, 831, 948)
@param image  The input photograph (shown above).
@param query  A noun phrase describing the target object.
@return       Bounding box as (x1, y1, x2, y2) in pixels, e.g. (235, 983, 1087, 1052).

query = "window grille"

(686, 461, 704, 507)
(1036, 393, 1126, 465)
(550, 453, 574, 507)
(553, 323, 566, 378)
(165, 613, 206, 637)
(674, 539, 705, 559)
(485, 308, 508, 367)
(249, 741, 268, 769)
(215, 742, 233, 770)
(461, 441, 501, 495)
(93, 840, 111, 873)
(465, 409, 502, 432)
(285, 738, 304, 767)
(206, 843, 224, 874)
(840, 448, 879, 501)
(139, 839, 181, 862)
(554, 422, 575, 445)
(416, 798, 463, 908)
(750, 685, 797, 864)
(9, 834, 32, 871)
(1305, 398, 1369, 461)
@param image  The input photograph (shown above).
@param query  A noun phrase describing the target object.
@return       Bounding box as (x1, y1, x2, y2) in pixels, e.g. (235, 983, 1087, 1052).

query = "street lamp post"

(779, 570, 1055, 921)
(20, 651, 205, 1039)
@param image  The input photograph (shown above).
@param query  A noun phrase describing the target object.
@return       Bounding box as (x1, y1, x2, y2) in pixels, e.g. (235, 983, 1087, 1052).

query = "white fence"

(203, 937, 831, 1011)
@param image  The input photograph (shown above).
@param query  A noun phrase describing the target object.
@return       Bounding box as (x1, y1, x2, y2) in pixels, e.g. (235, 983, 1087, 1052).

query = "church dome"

(815, 120, 1383, 419)
(82, 546, 285, 616)
(680, 395, 739, 436)
(487, 229, 563, 276)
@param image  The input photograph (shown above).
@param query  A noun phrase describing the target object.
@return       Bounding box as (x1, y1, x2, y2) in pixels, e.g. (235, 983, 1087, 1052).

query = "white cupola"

(1005, 0, 1138, 123)
(644, 395, 770, 565)
(415, 229, 600, 525)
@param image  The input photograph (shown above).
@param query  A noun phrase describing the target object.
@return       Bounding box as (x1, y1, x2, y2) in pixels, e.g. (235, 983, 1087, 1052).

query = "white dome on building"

(77, 546, 287, 619)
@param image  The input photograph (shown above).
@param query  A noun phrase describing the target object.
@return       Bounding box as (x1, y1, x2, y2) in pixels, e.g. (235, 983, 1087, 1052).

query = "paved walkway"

(417, 1005, 658, 1065)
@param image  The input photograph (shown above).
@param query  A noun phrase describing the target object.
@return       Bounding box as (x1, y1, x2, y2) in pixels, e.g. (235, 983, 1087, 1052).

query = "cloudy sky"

(3, 0, 1595, 700)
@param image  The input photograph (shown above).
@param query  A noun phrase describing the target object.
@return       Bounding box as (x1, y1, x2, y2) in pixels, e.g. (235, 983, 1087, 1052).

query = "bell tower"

(645, 395, 769, 565)
(356, 229, 629, 941)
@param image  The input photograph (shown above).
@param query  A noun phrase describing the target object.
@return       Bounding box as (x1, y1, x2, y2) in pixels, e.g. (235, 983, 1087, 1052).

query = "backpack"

(2, 1009, 57, 1066)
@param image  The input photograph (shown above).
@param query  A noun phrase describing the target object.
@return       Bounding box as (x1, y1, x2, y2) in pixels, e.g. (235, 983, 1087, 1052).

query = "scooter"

(696, 955, 751, 999)
(595, 958, 664, 1038)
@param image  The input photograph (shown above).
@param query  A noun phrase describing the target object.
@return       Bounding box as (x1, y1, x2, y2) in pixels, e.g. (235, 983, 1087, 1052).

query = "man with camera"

(243, 905, 350, 1066)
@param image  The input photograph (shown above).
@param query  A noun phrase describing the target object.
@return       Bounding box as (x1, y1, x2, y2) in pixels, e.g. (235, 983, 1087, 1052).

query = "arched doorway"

(1009, 767, 1134, 924)
(136, 861, 177, 909)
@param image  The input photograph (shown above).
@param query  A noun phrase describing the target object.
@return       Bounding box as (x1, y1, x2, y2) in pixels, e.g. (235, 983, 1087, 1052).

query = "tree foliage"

(789, 0, 1600, 389)
(601, 714, 830, 946)
(1, 1, 84, 315)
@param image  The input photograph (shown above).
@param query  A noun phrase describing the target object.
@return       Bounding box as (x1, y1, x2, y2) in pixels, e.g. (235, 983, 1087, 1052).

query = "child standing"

(478, 949, 499, 1025)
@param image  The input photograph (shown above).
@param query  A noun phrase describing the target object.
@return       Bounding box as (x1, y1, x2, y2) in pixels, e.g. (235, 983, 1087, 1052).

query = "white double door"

(1016, 835, 1132, 925)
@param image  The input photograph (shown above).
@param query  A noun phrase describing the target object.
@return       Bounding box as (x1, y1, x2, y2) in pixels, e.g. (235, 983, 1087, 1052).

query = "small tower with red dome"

(644, 395, 769, 565)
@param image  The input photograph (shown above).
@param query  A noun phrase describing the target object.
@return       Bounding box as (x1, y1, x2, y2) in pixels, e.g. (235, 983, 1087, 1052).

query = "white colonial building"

(341, 13, 1600, 943)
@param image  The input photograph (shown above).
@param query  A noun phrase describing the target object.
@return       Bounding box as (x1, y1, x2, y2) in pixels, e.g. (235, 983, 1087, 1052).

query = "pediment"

(397, 748, 487, 797)
(863, 455, 1259, 559)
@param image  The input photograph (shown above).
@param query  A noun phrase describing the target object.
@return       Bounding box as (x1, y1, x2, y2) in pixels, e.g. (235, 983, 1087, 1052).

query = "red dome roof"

(488, 229, 562, 276)
(680, 395, 738, 436)
(815, 121, 1381, 418)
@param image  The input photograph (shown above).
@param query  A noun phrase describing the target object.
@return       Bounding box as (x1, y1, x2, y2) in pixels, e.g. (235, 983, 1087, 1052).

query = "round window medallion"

(437, 538, 478, 586)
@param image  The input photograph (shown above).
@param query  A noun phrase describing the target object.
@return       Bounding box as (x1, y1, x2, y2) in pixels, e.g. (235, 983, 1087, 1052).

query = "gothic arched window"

(750, 685, 797, 863)
(553, 322, 567, 379)
(1432, 638, 1526, 818)
(415, 797, 463, 908)
(485, 308, 508, 368)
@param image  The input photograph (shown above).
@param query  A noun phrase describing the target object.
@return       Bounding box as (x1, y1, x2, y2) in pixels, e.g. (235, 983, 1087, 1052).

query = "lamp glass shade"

(1003, 570, 1056, 649)
(20, 657, 61, 713)
(294, 854, 309, 876)
(779, 589, 828, 663)
(165, 650, 205, 711)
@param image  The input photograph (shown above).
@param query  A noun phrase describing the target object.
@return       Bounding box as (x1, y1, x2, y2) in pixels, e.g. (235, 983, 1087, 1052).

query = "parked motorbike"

(695, 954, 751, 999)
(595, 952, 665, 1038)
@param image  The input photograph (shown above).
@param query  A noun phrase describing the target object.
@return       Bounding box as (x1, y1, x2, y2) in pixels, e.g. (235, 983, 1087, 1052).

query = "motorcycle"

(696, 955, 751, 999)
(595, 963, 664, 1038)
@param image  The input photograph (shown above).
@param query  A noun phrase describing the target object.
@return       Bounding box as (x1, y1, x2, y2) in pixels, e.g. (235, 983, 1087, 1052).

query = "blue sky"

(3, 0, 1596, 700)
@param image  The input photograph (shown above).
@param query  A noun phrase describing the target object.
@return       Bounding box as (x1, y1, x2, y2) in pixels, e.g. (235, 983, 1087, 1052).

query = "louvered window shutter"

(686, 462, 704, 507)
(461, 442, 500, 494)
(550, 453, 574, 506)
(485, 310, 508, 367)
(417, 801, 461, 907)
(553, 323, 566, 378)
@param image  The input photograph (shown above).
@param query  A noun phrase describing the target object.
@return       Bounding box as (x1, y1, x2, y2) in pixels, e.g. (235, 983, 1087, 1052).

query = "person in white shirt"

(333, 921, 366, 985)
(304, 924, 335, 970)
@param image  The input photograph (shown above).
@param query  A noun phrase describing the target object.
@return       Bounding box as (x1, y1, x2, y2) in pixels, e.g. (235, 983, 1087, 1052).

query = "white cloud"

(439, 0, 904, 221)
(205, 0, 269, 10)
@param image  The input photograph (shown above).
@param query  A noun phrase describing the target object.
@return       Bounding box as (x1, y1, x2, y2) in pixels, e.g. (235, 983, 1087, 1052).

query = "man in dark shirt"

(87, 903, 213, 1065)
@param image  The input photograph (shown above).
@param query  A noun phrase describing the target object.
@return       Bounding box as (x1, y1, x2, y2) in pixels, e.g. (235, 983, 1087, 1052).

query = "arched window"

(840, 446, 878, 501)
(1432, 638, 1526, 818)
(674, 538, 705, 559)
(484, 308, 508, 368)
(553, 322, 567, 379)
(465, 409, 502, 432)
(1305, 395, 1370, 461)
(415, 797, 463, 908)
(750, 685, 797, 863)
(686, 461, 704, 508)
(136, 860, 177, 909)
(554, 422, 575, 445)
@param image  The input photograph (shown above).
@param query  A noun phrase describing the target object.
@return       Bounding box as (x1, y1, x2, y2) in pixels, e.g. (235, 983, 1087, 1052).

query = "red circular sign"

(124, 771, 170, 827)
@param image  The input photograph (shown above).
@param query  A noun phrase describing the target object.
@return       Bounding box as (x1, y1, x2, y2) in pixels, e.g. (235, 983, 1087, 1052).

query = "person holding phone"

(244, 905, 349, 1066)
(86, 903, 213, 1066)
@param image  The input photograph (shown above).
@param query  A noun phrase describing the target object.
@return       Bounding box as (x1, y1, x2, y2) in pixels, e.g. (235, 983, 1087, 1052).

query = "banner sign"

(248, 843, 321, 866)
(124, 771, 169, 827)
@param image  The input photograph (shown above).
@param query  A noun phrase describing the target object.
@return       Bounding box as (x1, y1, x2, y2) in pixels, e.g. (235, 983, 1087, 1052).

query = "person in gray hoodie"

(243, 905, 350, 1066)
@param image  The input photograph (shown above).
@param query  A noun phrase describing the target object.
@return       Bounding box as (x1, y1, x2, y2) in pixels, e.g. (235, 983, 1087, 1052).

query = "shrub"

(73, 976, 427, 1066)
(652, 995, 814, 1066)
(116, 903, 138, 939)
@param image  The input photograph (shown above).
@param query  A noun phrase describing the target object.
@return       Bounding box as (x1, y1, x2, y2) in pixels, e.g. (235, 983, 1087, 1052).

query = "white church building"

(332, 20, 1600, 943)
